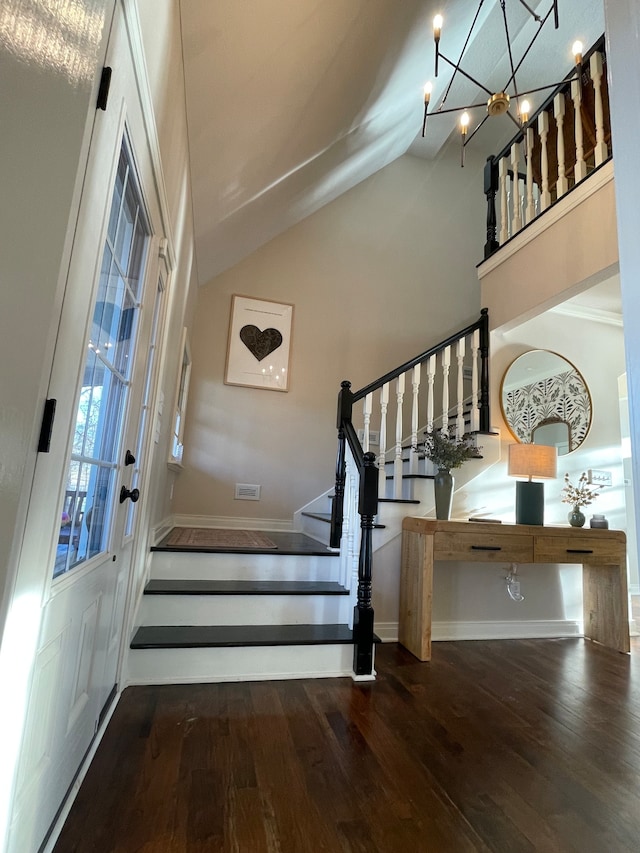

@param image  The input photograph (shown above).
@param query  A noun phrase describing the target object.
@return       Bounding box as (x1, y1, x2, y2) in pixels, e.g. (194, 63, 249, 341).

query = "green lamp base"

(515, 481, 545, 526)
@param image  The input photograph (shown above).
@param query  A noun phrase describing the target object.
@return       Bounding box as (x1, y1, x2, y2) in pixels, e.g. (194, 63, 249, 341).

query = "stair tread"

(378, 498, 420, 504)
(145, 579, 349, 595)
(301, 511, 386, 529)
(152, 530, 335, 556)
(131, 623, 357, 649)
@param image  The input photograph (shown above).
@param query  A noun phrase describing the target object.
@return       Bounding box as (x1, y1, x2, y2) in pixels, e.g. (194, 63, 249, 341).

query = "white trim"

(151, 516, 174, 545)
(40, 691, 121, 853)
(120, 0, 176, 270)
(432, 619, 582, 641)
(374, 622, 399, 642)
(478, 160, 614, 278)
(171, 514, 295, 532)
(549, 302, 623, 327)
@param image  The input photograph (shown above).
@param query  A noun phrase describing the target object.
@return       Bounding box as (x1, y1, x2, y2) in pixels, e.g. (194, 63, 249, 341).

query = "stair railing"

(484, 35, 610, 259)
(332, 308, 490, 676)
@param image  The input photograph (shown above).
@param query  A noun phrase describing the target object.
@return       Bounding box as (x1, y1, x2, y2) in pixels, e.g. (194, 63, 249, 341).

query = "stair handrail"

(332, 308, 490, 677)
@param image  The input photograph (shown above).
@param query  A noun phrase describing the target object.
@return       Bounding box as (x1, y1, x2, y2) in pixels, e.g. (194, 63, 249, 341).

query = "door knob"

(119, 485, 140, 504)
(125, 450, 136, 466)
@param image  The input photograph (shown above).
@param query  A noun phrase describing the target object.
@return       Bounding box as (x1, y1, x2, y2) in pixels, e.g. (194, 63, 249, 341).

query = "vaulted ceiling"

(179, 0, 605, 285)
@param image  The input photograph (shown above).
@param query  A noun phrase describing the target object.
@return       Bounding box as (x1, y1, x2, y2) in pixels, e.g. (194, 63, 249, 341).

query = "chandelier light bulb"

(424, 81, 432, 104)
(572, 40, 583, 65)
(460, 111, 470, 134)
(520, 99, 530, 123)
(433, 14, 443, 41)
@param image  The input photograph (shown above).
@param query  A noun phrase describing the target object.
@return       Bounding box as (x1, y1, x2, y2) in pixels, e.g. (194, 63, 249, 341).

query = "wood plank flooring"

(53, 638, 640, 853)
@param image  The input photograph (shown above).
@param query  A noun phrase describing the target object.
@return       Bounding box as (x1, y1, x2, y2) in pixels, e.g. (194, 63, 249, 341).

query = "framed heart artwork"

(224, 295, 294, 391)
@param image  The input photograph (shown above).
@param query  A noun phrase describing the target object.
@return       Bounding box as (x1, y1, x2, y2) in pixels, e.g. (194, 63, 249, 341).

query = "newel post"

(478, 308, 490, 433)
(484, 156, 499, 259)
(330, 381, 353, 549)
(353, 452, 378, 676)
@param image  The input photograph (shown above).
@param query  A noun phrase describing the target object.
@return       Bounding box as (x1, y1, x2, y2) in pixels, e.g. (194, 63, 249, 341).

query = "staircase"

(126, 310, 495, 685)
(127, 533, 362, 684)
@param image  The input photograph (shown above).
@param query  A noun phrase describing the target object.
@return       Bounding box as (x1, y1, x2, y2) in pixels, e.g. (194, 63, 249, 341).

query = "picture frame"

(224, 294, 294, 391)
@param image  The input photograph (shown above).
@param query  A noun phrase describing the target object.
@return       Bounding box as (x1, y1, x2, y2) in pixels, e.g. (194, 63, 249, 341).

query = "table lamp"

(508, 443, 557, 525)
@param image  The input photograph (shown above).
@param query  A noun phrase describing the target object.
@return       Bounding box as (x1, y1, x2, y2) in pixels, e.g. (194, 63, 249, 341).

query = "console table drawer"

(535, 535, 625, 564)
(434, 531, 534, 562)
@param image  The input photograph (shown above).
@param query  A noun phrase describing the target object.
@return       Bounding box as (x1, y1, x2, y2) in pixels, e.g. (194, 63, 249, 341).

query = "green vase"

(434, 469, 454, 520)
(568, 507, 586, 527)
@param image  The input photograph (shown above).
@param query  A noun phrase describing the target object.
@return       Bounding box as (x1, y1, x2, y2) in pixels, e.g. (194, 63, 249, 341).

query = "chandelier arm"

(516, 78, 577, 98)
(516, 0, 541, 23)
(505, 109, 522, 131)
(428, 102, 493, 118)
(464, 113, 491, 147)
(440, 0, 486, 109)
(440, 54, 494, 97)
(502, 5, 553, 93)
(500, 0, 520, 102)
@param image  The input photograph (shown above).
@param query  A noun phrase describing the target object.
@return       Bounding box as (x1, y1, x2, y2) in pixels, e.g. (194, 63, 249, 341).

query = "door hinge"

(37, 398, 57, 452)
(97, 66, 112, 111)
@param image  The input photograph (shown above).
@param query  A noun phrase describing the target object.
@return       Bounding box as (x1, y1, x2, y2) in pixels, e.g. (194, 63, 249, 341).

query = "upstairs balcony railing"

(484, 35, 611, 259)
(332, 309, 490, 677)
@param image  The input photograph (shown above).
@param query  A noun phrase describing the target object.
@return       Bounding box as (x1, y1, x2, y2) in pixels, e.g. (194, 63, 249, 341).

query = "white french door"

(7, 5, 167, 851)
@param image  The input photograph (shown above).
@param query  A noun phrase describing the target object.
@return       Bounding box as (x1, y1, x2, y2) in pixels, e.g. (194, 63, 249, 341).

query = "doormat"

(163, 528, 278, 550)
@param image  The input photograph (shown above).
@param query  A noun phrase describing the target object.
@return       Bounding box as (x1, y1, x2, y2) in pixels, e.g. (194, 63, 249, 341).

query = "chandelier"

(422, 0, 583, 165)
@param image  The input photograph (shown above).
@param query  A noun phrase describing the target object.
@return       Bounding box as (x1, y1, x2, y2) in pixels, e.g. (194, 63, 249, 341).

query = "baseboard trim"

(432, 619, 582, 641)
(171, 514, 295, 532)
(374, 620, 582, 644)
(152, 516, 174, 545)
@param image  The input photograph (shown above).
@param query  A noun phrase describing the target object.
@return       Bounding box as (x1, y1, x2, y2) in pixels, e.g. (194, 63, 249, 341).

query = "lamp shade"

(508, 443, 557, 480)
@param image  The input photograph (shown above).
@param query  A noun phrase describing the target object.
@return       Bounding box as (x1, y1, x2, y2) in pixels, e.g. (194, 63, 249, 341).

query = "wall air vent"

(234, 483, 261, 501)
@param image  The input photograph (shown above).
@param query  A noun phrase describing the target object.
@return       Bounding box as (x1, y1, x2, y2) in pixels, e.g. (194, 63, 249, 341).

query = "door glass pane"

(55, 139, 149, 579)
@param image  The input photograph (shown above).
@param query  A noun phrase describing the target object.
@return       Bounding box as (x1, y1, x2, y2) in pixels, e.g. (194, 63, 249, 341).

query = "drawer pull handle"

(566, 548, 594, 554)
(471, 545, 502, 551)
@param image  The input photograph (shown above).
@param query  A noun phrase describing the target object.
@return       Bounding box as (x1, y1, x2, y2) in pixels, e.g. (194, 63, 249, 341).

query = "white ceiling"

(179, 0, 605, 285)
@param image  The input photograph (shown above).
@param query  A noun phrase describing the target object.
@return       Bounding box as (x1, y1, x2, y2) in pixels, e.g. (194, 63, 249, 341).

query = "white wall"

(173, 148, 488, 524)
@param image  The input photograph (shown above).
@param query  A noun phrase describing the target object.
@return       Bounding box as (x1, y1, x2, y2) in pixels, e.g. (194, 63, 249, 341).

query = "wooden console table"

(399, 518, 629, 661)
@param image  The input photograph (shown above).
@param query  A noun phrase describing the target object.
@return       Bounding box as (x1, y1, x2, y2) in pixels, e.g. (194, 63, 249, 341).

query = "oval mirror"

(500, 350, 592, 455)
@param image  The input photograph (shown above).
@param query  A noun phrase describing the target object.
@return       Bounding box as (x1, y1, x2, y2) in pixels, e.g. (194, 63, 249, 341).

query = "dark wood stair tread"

(301, 511, 385, 529)
(144, 579, 349, 596)
(378, 498, 420, 504)
(131, 623, 360, 649)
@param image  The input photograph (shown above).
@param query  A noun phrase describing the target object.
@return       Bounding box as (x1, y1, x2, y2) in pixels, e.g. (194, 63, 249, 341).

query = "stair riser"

(126, 643, 355, 684)
(150, 551, 339, 581)
(140, 594, 351, 626)
(298, 514, 332, 545)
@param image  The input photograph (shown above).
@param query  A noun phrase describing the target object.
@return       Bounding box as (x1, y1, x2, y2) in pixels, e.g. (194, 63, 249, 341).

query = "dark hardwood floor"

(53, 638, 640, 853)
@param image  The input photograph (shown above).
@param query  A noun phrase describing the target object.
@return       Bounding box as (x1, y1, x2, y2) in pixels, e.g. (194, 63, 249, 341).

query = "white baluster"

(377, 383, 389, 494)
(499, 155, 509, 244)
(410, 365, 421, 474)
(525, 127, 535, 223)
(456, 338, 465, 439)
(572, 77, 587, 182)
(394, 374, 405, 499)
(426, 356, 436, 435)
(511, 141, 522, 235)
(554, 92, 568, 197)
(538, 110, 551, 211)
(470, 329, 480, 433)
(362, 393, 372, 452)
(441, 347, 451, 435)
(590, 51, 609, 166)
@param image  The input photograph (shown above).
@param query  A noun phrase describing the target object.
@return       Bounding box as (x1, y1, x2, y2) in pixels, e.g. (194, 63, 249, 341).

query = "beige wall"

(173, 149, 488, 523)
(479, 164, 618, 330)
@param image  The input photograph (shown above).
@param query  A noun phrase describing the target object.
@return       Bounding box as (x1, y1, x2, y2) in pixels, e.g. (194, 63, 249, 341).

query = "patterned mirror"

(500, 350, 592, 456)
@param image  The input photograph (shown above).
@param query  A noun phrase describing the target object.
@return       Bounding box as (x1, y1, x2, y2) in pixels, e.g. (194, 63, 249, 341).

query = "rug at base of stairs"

(163, 528, 278, 549)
